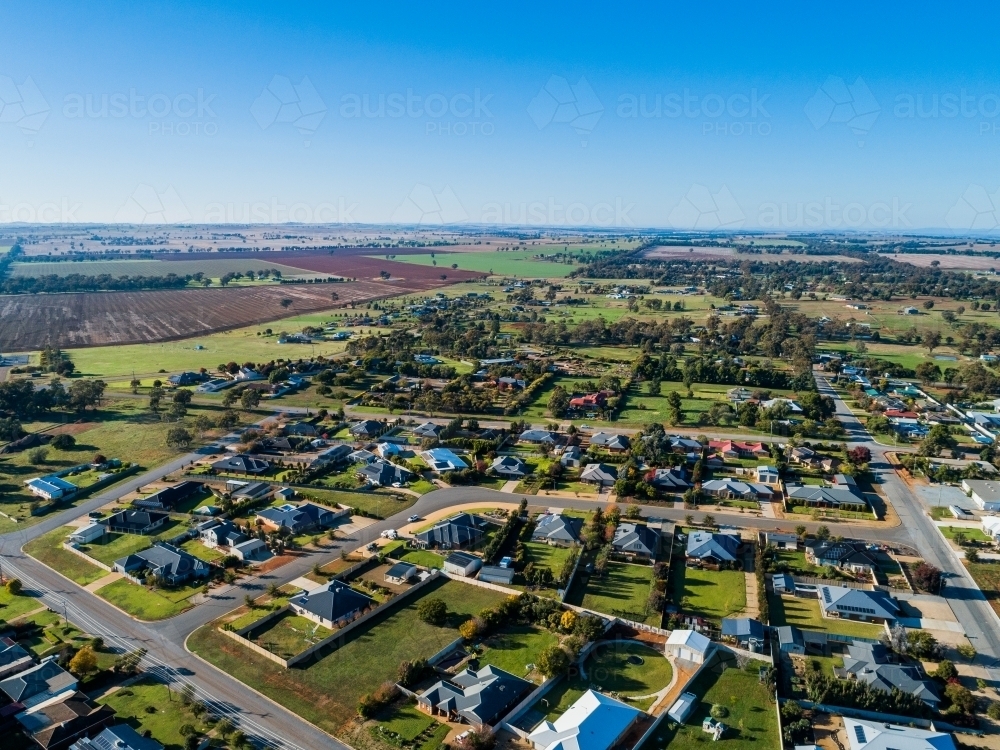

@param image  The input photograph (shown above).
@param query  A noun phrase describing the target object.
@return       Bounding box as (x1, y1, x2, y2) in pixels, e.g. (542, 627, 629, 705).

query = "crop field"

(381, 249, 579, 277)
(0, 280, 407, 350)
(241, 250, 487, 285)
(8, 257, 312, 279)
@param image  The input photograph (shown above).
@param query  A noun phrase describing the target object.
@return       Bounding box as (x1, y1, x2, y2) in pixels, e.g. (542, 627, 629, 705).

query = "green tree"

(537, 645, 570, 677)
(240, 388, 261, 411)
(166, 427, 192, 450)
(417, 597, 447, 625)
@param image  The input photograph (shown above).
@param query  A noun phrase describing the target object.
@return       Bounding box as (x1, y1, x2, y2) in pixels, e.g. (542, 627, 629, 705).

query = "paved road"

(817, 375, 1000, 676)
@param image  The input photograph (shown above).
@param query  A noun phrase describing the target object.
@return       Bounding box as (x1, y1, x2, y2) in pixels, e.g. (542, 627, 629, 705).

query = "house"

(0, 659, 78, 710)
(311, 444, 352, 467)
(70, 724, 165, 750)
(667, 691, 698, 723)
(289, 580, 375, 628)
(611, 523, 659, 558)
(762, 397, 802, 413)
(113, 543, 210, 585)
(479, 565, 515, 584)
(357, 459, 412, 487)
(701, 478, 773, 501)
(256, 502, 338, 533)
(765, 532, 798, 550)
(519, 429, 559, 445)
(708, 440, 769, 459)
(18, 692, 118, 750)
(102, 510, 167, 535)
(376, 441, 404, 459)
(669, 436, 703, 453)
(232, 538, 268, 562)
(420, 448, 468, 472)
(132, 480, 203, 511)
(648, 467, 690, 491)
(350, 420, 385, 439)
(418, 665, 533, 728)
(776, 625, 805, 655)
(840, 642, 940, 709)
(720, 618, 765, 649)
(25, 475, 78, 501)
(963, 478, 1000, 511)
(899, 306, 920, 315)
(489, 455, 528, 479)
(0, 641, 33, 680)
(231, 481, 272, 501)
(686, 531, 742, 564)
(772, 572, 795, 594)
(384, 562, 418, 584)
(412, 422, 442, 438)
(532, 513, 582, 546)
(527, 689, 641, 750)
(200, 520, 248, 549)
(588, 432, 631, 453)
(664, 629, 712, 664)
(348, 448, 379, 464)
(67, 523, 106, 545)
(196, 378, 231, 393)
(842, 717, 956, 750)
(443, 551, 482, 577)
(806, 540, 879, 574)
(579, 463, 618, 486)
(983, 515, 1000, 540)
(284, 421, 318, 437)
(727, 387, 753, 403)
(211, 454, 270, 474)
(560, 446, 582, 468)
(167, 371, 205, 386)
(234, 367, 263, 381)
(755, 465, 779, 485)
(415, 513, 487, 549)
(818, 585, 899, 624)
(496, 376, 526, 390)
(787, 483, 867, 510)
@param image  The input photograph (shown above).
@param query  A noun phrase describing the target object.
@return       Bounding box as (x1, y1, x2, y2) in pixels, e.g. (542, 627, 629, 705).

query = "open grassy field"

(566, 562, 659, 625)
(642, 661, 779, 750)
(98, 677, 216, 749)
(669, 565, 747, 623)
(382, 250, 578, 278)
(295, 488, 417, 520)
(97, 578, 203, 620)
(768, 594, 885, 639)
(0, 587, 45, 623)
(187, 577, 506, 736)
(939, 525, 992, 543)
(23, 526, 112, 586)
(477, 624, 559, 680)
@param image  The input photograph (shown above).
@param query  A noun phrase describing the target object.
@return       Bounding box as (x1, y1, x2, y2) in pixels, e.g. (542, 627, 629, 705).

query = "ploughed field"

(0, 280, 409, 350)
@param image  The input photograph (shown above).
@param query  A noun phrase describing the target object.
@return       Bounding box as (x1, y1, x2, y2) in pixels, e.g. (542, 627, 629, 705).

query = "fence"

(557, 546, 584, 603)
(220, 626, 292, 668)
(62, 543, 114, 572)
(499, 677, 559, 739)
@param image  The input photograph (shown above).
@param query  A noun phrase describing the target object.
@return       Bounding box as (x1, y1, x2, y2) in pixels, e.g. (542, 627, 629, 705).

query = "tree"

(957, 643, 977, 662)
(966, 548, 980, 563)
(6, 578, 22, 595)
(417, 597, 447, 625)
(69, 646, 99, 676)
(148, 386, 165, 413)
(847, 446, 871, 466)
(912, 563, 942, 593)
(537, 645, 570, 677)
(194, 415, 213, 437)
(215, 719, 234, 739)
(816, 525, 830, 540)
(923, 330, 942, 354)
(230, 731, 248, 750)
(27, 446, 49, 464)
(51, 433, 76, 450)
(915, 361, 941, 384)
(459, 618, 481, 640)
(560, 610, 577, 632)
(945, 682, 976, 714)
(240, 388, 261, 411)
(647, 378, 661, 396)
(922, 300, 934, 310)
(907, 630, 939, 660)
(933, 659, 957, 680)
(547, 386, 570, 418)
(216, 410, 240, 430)
(166, 427, 192, 450)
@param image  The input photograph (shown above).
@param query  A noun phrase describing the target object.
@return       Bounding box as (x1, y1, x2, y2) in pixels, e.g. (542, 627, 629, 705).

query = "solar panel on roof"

(823, 587, 833, 603)
(854, 724, 866, 743)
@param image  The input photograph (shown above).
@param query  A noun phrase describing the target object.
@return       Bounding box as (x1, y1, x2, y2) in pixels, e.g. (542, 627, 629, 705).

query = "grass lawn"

(227, 598, 291, 632)
(478, 625, 559, 680)
(772, 549, 824, 577)
(384, 250, 578, 278)
(768, 594, 885, 639)
(538, 642, 673, 718)
(566, 562, 659, 625)
(391, 547, 446, 569)
(247, 611, 333, 659)
(23, 526, 111, 586)
(642, 661, 779, 750)
(97, 578, 202, 620)
(374, 701, 437, 742)
(98, 677, 214, 749)
(0, 589, 45, 624)
(524, 541, 576, 577)
(188, 578, 506, 736)
(296, 488, 416, 519)
(964, 560, 1000, 619)
(939, 526, 992, 543)
(668, 565, 747, 623)
(178, 538, 226, 563)
(79, 519, 185, 566)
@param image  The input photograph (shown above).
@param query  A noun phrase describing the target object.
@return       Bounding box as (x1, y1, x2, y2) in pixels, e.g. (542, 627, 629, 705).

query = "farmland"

(382, 249, 579, 277)
(8, 257, 313, 279)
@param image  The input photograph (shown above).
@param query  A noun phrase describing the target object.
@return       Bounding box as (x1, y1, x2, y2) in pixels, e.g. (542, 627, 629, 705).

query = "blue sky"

(2, 1, 1000, 231)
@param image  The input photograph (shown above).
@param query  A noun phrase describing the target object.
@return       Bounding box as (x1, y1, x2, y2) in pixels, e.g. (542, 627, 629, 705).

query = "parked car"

(380, 529, 398, 539)
(408, 515, 421, 523)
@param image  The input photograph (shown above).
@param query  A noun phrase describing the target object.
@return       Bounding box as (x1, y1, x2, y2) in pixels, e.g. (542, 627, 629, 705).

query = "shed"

(444, 551, 482, 577)
(667, 691, 698, 723)
(479, 566, 515, 585)
(665, 629, 711, 664)
(385, 562, 418, 584)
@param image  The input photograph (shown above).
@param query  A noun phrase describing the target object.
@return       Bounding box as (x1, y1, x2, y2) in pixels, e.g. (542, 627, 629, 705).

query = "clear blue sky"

(2, 1, 1000, 231)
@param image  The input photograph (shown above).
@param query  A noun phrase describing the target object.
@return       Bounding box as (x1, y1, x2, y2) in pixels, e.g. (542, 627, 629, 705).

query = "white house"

(963, 478, 1000, 511)
(843, 717, 956, 750)
(68, 522, 106, 544)
(527, 690, 641, 750)
(25, 475, 78, 501)
(664, 629, 712, 664)
(983, 515, 1000, 540)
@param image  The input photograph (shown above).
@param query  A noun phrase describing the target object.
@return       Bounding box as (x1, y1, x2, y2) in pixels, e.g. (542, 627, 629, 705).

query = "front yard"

(668, 565, 747, 623)
(97, 578, 204, 620)
(78, 519, 185, 566)
(23, 525, 111, 586)
(246, 611, 333, 659)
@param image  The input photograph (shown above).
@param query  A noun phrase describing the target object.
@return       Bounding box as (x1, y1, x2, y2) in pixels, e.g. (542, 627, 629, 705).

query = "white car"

(408, 515, 421, 523)
(380, 529, 398, 540)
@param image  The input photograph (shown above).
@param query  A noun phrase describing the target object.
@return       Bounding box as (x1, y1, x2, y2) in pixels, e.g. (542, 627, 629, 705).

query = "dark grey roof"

(445, 551, 480, 568)
(807, 540, 879, 568)
(103, 509, 167, 533)
(290, 580, 374, 621)
(0, 659, 76, 702)
(232, 481, 272, 499)
(612, 523, 659, 556)
(385, 562, 417, 580)
(132, 480, 203, 510)
(418, 665, 533, 726)
(531, 513, 582, 544)
(204, 520, 248, 547)
(257, 502, 334, 530)
(720, 618, 764, 640)
(350, 419, 384, 436)
(841, 642, 941, 707)
(114, 542, 208, 580)
(416, 514, 486, 548)
(650, 467, 690, 489)
(211, 454, 270, 473)
(357, 459, 412, 486)
(0, 641, 31, 670)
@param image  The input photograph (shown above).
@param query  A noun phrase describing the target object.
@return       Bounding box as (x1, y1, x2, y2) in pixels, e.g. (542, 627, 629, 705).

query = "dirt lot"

(0, 280, 417, 350)
(883, 252, 1000, 270)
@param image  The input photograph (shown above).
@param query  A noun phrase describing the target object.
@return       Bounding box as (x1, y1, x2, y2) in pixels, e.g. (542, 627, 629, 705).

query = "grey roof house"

(350, 420, 385, 438)
(415, 513, 487, 549)
(357, 459, 412, 487)
(211, 454, 270, 474)
(580, 463, 618, 486)
(417, 665, 533, 727)
(0, 640, 33, 679)
(818, 585, 900, 624)
(0, 658, 78, 711)
(720, 618, 764, 648)
(588, 432, 630, 452)
(289, 580, 375, 628)
(649, 467, 689, 490)
(840, 642, 940, 709)
(70, 724, 165, 750)
(199, 520, 248, 548)
(413, 422, 443, 438)
(489, 455, 527, 479)
(531, 512, 582, 546)
(113, 543, 210, 585)
(611, 523, 660, 558)
(102, 510, 167, 535)
(685, 531, 742, 564)
(256, 502, 339, 533)
(132, 480, 203, 511)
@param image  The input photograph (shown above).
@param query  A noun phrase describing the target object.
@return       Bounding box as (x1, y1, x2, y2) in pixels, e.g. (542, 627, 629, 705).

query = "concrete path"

(84, 572, 120, 592)
(287, 576, 324, 593)
(500, 480, 520, 493)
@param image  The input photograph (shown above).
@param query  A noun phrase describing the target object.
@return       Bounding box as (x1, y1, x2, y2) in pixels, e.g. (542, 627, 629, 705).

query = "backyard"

(768, 594, 886, 639)
(98, 677, 218, 748)
(668, 565, 747, 623)
(477, 624, 559, 681)
(187, 578, 506, 736)
(23, 526, 111, 586)
(78, 519, 185, 566)
(246, 611, 334, 659)
(565, 561, 659, 625)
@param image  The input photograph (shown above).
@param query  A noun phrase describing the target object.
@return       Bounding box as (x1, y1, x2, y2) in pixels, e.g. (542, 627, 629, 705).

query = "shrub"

(710, 704, 728, 719)
(6, 578, 22, 595)
(417, 597, 447, 625)
(933, 660, 957, 681)
(537, 645, 570, 677)
(51, 433, 76, 450)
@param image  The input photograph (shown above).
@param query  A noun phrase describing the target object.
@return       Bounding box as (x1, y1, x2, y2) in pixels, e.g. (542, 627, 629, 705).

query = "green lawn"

(772, 549, 824, 577)
(23, 526, 112, 586)
(768, 594, 886, 639)
(226, 598, 291, 632)
(668, 565, 747, 623)
(524, 542, 576, 578)
(374, 702, 437, 743)
(939, 526, 992, 543)
(97, 578, 202, 620)
(566, 562, 659, 625)
(178, 538, 226, 562)
(477, 625, 559, 680)
(295, 488, 416, 519)
(390, 547, 447, 569)
(382, 250, 578, 278)
(79, 520, 185, 566)
(98, 677, 215, 749)
(188, 578, 506, 736)
(247, 611, 334, 659)
(0, 588, 45, 624)
(537, 641, 673, 718)
(642, 661, 779, 750)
